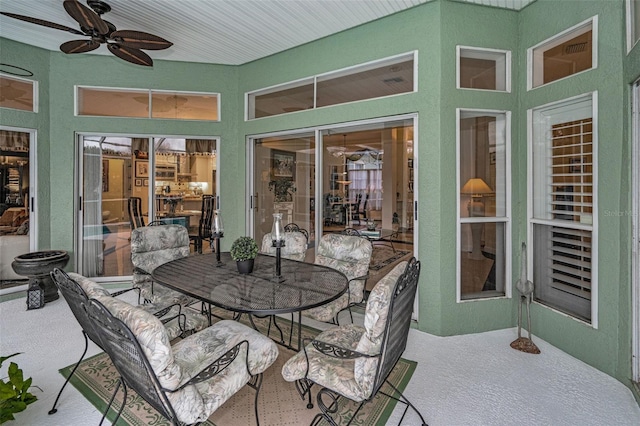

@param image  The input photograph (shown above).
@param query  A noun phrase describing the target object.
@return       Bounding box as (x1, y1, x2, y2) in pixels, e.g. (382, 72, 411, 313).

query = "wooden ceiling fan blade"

(63, 0, 109, 35)
(0, 12, 84, 35)
(108, 44, 153, 67)
(110, 30, 173, 50)
(60, 39, 100, 54)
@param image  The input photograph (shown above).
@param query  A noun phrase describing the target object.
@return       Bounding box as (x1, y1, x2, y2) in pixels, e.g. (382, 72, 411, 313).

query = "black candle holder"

(212, 231, 224, 267)
(272, 239, 286, 282)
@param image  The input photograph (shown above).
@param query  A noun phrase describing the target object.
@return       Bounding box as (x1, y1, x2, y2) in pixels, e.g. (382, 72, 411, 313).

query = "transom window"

(528, 16, 597, 89)
(246, 52, 416, 120)
(76, 87, 220, 121)
(0, 74, 37, 112)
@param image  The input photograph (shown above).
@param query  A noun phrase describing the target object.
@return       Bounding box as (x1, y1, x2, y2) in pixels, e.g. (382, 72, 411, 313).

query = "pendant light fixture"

(336, 134, 352, 185)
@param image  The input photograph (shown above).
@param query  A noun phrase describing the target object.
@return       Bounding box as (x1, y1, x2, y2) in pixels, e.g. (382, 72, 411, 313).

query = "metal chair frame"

(86, 297, 264, 426)
(296, 258, 427, 426)
(48, 269, 188, 416)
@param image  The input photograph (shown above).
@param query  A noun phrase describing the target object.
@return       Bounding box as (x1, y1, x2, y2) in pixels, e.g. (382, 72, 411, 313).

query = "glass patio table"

(152, 252, 348, 350)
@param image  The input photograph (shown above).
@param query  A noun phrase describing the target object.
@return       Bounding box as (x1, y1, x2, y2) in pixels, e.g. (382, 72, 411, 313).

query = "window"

(529, 93, 596, 324)
(247, 52, 416, 120)
(0, 74, 37, 112)
(528, 17, 597, 89)
(627, 0, 640, 52)
(457, 46, 511, 92)
(457, 110, 510, 301)
(76, 87, 219, 121)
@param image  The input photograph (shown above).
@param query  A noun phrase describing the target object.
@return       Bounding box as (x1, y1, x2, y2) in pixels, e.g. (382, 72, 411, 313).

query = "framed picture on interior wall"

(135, 160, 149, 178)
(135, 179, 142, 187)
(143, 179, 149, 186)
(102, 160, 109, 192)
(272, 150, 295, 179)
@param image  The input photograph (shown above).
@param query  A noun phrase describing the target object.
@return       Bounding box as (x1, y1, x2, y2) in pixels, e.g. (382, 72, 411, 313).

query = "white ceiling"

(0, 0, 536, 66)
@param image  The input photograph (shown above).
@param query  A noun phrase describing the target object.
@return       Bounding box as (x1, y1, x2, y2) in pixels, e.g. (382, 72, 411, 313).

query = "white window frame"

(456, 46, 511, 93)
(245, 51, 417, 120)
(0, 73, 38, 113)
(527, 16, 598, 90)
(632, 79, 640, 382)
(75, 86, 221, 121)
(527, 92, 598, 327)
(456, 108, 512, 302)
(627, 0, 640, 53)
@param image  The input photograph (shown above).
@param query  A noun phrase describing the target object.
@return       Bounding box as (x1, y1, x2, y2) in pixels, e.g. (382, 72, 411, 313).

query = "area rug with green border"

(59, 309, 417, 426)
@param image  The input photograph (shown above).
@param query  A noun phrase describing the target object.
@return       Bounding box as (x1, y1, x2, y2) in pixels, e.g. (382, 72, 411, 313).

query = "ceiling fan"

(0, 0, 172, 67)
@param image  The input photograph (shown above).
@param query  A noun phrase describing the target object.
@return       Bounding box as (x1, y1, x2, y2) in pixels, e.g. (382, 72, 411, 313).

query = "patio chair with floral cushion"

(282, 258, 426, 426)
(260, 230, 308, 262)
(303, 233, 372, 324)
(48, 269, 208, 416)
(130, 224, 199, 307)
(86, 293, 279, 426)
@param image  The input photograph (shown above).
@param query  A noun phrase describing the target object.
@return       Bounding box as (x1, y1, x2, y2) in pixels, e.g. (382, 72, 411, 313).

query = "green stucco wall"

(518, 0, 632, 387)
(0, 0, 636, 394)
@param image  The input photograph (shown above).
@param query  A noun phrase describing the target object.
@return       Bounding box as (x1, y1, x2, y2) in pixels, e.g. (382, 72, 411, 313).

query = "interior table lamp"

(461, 177, 493, 260)
(271, 213, 285, 282)
(212, 210, 224, 266)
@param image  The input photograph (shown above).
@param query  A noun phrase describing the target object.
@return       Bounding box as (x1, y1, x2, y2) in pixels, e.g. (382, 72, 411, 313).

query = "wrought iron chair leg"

(246, 373, 264, 426)
(48, 331, 90, 414)
(99, 378, 122, 426)
(381, 378, 428, 425)
(111, 381, 128, 425)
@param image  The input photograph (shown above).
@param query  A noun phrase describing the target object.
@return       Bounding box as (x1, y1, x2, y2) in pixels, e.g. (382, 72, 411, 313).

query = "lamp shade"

(461, 178, 493, 196)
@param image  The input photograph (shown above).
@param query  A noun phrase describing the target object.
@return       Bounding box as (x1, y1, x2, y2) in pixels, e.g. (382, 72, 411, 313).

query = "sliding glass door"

(251, 132, 315, 259)
(249, 116, 415, 264)
(77, 134, 218, 280)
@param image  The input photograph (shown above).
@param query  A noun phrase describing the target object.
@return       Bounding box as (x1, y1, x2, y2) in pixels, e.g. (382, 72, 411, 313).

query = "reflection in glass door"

(79, 135, 217, 279)
(252, 133, 315, 259)
(250, 118, 415, 263)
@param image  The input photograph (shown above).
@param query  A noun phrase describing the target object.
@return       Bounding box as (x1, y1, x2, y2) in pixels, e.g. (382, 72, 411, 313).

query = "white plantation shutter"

(531, 94, 595, 322)
(549, 118, 593, 224)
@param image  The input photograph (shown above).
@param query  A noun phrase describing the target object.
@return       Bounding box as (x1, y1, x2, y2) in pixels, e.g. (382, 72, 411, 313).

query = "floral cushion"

(68, 272, 207, 340)
(95, 296, 205, 422)
(260, 231, 308, 262)
(96, 296, 279, 425)
(172, 320, 279, 422)
(354, 261, 407, 392)
(281, 324, 371, 401)
(282, 263, 407, 402)
(130, 224, 196, 306)
(304, 234, 372, 322)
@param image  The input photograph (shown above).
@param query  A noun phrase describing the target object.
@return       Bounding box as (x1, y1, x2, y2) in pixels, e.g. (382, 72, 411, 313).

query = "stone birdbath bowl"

(12, 250, 70, 303)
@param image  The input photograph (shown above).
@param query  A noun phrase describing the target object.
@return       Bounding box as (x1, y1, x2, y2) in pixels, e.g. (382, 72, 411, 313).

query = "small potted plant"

(230, 236, 259, 274)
